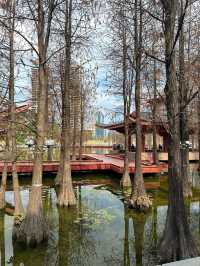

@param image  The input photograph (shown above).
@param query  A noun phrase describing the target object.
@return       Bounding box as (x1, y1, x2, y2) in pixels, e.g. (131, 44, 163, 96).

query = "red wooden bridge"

(0, 154, 166, 175)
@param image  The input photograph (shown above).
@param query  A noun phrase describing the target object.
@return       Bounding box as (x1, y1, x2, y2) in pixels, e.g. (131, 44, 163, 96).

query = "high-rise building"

(69, 64, 82, 129)
(31, 61, 82, 142)
(95, 111, 105, 138)
(31, 67, 39, 111)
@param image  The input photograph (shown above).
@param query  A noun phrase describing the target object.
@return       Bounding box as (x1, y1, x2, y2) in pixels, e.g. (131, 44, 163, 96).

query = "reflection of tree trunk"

(199, 202, 200, 235)
(0, 212, 5, 265)
(159, 1, 197, 261)
(132, 213, 147, 266)
(78, 186, 82, 218)
(0, 161, 8, 209)
(43, 189, 59, 266)
(58, 208, 70, 266)
(123, 207, 130, 266)
(152, 206, 157, 249)
(185, 200, 191, 225)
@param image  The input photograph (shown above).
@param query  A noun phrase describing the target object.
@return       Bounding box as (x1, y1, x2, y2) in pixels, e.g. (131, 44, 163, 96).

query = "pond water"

(0, 172, 200, 266)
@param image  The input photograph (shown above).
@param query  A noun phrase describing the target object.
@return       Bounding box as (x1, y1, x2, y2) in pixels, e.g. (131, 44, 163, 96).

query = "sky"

(87, 4, 124, 122)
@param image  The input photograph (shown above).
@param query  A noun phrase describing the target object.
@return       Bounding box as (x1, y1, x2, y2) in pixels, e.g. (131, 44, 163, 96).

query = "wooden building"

(97, 112, 169, 152)
(97, 95, 199, 153)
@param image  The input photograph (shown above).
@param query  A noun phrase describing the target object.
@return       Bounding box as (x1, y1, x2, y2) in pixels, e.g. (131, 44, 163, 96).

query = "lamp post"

(25, 138, 34, 161)
(45, 139, 55, 161)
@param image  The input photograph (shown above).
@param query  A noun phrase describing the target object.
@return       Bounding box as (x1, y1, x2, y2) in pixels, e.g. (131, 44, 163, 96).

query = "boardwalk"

(0, 154, 166, 175)
(89, 154, 165, 174)
(158, 257, 200, 265)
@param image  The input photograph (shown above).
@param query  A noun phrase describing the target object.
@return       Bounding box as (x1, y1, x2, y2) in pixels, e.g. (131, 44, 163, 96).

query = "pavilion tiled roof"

(0, 101, 32, 121)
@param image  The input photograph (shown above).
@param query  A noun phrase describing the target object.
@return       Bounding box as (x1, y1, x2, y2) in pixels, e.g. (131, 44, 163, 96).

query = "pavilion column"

(163, 133, 170, 152)
(191, 134, 195, 151)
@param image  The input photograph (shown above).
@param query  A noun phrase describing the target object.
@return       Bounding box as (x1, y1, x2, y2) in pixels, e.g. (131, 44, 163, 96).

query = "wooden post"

(163, 133, 169, 152)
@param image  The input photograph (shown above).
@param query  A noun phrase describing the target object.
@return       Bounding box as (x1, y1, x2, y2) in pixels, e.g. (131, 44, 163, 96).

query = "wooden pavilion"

(97, 112, 170, 152)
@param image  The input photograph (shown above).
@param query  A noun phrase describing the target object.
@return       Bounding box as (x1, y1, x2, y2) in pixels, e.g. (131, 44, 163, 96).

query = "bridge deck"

(0, 154, 166, 175)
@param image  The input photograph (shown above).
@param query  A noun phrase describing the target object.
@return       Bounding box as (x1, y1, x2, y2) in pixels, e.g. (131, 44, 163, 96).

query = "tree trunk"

(198, 84, 200, 171)
(12, 163, 24, 216)
(55, 138, 64, 185)
(79, 90, 84, 160)
(72, 87, 79, 161)
(14, 184, 48, 246)
(14, 0, 51, 245)
(57, 0, 76, 207)
(8, 0, 24, 217)
(152, 59, 159, 166)
(55, 62, 65, 185)
(197, 23, 200, 172)
(129, 0, 151, 210)
(15, 61, 49, 247)
(121, 115, 131, 187)
(178, 0, 192, 197)
(72, 109, 77, 161)
(159, 1, 197, 262)
(57, 151, 76, 206)
(121, 10, 131, 188)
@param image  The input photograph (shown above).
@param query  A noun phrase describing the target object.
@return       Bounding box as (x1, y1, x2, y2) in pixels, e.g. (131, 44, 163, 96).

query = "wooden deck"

(89, 154, 165, 174)
(157, 257, 200, 265)
(0, 154, 166, 175)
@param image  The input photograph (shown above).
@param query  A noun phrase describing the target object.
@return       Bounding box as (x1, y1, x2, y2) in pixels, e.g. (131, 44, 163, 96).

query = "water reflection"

(0, 211, 4, 265)
(123, 207, 130, 266)
(0, 176, 200, 265)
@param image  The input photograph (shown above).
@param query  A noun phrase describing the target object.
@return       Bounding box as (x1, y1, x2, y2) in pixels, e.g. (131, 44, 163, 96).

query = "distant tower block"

(96, 111, 105, 138)
(31, 65, 51, 121)
(31, 67, 39, 112)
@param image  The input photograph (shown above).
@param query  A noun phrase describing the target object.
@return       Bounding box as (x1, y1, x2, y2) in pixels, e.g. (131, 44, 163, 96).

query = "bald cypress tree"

(159, 0, 197, 262)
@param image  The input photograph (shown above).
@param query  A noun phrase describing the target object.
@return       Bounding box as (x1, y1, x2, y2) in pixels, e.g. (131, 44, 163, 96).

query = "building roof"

(0, 101, 32, 122)
(96, 113, 167, 135)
